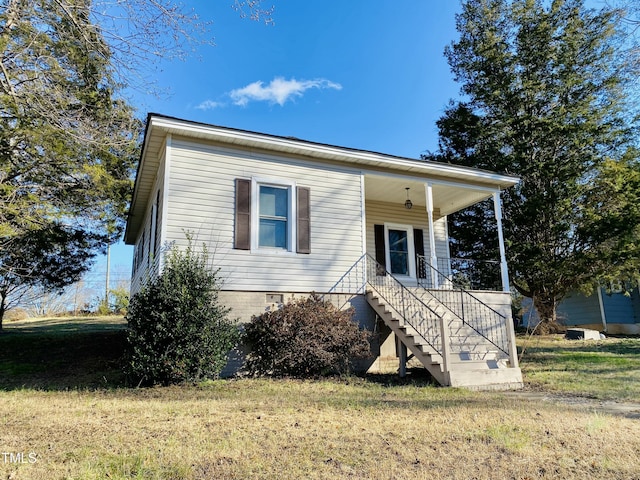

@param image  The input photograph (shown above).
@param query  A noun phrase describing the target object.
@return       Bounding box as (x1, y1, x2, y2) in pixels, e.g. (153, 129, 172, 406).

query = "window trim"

(251, 177, 297, 254)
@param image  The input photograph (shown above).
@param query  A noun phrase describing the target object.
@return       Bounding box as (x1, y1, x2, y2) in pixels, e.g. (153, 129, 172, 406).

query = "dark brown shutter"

(414, 228, 426, 279)
(374, 224, 386, 275)
(297, 186, 311, 254)
(154, 190, 161, 257)
(234, 179, 251, 250)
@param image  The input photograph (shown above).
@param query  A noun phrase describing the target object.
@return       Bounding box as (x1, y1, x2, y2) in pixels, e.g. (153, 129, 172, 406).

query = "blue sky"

(100, 0, 465, 283)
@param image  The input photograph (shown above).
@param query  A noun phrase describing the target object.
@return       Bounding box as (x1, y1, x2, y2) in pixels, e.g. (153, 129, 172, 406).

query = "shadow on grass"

(523, 340, 640, 358)
(364, 367, 438, 387)
(0, 317, 128, 391)
(518, 336, 640, 401)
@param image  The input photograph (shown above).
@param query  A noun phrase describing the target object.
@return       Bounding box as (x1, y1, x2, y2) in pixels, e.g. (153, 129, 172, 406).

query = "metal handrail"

(326, 253, 512, 358)
(421, 256, 502, 291)
(417, 255, 509, 355)
(326, 254, 446, 355)
(324, 254, 368, 310)
(364, 254, 446, 354)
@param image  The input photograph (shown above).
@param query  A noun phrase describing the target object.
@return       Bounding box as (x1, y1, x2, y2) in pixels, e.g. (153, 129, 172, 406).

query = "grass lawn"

(1, 318, 639, 480)
(517, 334, 640, 401)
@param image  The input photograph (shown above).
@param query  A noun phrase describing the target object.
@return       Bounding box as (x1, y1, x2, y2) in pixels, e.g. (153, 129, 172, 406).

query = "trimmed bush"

(125, 240, 238, 385)
(244, 294, 371, 377)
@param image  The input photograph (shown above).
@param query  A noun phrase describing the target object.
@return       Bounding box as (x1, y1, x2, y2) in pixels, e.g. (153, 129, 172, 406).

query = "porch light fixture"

(404, 187, 413, 210)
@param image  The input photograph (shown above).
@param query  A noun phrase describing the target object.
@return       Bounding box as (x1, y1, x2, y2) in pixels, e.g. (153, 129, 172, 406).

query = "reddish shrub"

(244, 294, 371, 377)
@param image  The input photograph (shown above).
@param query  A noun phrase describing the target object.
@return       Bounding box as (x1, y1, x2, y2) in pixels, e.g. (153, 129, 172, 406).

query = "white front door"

(384, 223, 416, 279)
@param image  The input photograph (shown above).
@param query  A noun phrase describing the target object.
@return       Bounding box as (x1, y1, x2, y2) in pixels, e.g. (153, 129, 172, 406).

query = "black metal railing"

(418, 256, 502, 291)
(323, 254, 368, 311)
(326, 254, 446, 355)
(365, 254, 446, 354)
(326, 253, 512, 359)
(416, 255, 509, 355)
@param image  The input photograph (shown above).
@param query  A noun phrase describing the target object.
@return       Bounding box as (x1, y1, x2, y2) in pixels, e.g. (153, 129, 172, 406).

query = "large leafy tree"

(0, 0, 273, 328)
(428, 0, 640, 330)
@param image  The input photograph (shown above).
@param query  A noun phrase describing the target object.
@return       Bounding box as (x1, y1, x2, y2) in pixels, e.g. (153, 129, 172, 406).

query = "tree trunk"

(0, 290, 6, 331)
(532, 294, 563, 334)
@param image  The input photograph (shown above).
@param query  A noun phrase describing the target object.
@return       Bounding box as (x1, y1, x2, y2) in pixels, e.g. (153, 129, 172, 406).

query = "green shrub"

(244, 294, 371, 377)
(110, 286, 130, 315)
(125, 240, 238, 385)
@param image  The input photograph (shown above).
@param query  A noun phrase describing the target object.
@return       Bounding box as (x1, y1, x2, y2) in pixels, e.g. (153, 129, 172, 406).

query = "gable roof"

(125, 113, 519, 244)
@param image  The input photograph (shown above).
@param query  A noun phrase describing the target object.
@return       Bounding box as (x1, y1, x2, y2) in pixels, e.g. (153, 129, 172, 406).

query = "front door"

(385, 223, 416, 279)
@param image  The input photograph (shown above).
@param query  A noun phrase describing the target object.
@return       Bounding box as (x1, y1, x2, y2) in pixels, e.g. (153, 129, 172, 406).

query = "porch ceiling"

(364, 175, 496, 217)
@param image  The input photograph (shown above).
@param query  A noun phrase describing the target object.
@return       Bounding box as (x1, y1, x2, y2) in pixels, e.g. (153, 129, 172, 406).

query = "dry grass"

(2, 380, 640, 479)
(1, 319, 640, 479)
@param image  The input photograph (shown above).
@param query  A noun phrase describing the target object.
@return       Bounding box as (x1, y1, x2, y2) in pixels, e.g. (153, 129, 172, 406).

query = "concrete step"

(448, 357, 510, 371)
(366, 289, 521, 390)
(448, 340, 507, 353)
(448, 366, 524, 390)
(450, 350, 505, 362)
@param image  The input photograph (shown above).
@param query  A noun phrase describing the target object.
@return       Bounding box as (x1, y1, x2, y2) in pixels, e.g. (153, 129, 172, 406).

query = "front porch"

(363, 173, 510, 293)
(325, 171, 522, 390)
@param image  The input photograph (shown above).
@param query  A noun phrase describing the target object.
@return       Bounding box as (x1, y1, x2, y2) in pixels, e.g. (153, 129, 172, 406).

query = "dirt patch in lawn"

(503, 390, 640, 419)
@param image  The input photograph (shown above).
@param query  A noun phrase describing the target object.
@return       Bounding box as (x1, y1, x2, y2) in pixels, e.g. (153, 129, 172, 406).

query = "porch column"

(493, 191, 510, 293)
(398, 339, 407, 378)
(425, 182, 439, 288)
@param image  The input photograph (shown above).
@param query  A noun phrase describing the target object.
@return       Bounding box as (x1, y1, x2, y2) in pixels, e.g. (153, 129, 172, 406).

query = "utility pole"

(105, 243, 111, 306)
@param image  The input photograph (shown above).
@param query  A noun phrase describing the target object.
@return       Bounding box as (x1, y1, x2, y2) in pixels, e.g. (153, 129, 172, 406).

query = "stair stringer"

(367, 290, 524, 390)
(366, 291, 448, 386)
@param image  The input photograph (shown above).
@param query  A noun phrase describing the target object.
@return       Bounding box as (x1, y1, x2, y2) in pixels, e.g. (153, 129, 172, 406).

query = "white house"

(124, 113, 523, 390)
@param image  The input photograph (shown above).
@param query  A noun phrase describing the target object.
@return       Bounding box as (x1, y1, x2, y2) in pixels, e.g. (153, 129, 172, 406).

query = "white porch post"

(493, 191, 510, 293)
(425, 182, 439, 288)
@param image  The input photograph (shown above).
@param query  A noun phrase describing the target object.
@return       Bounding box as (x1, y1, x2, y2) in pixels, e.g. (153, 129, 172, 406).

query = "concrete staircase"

(325, 254, 523, 390)
(366, 288, 523, 390)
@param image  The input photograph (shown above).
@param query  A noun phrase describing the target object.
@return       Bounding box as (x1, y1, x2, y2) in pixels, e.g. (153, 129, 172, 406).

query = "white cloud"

(229, 77, 342, 106)
(195, 99, 223, 110)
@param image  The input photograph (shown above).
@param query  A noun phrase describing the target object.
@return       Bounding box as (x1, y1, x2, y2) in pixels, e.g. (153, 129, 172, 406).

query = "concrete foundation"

(217, 291, 379, 377)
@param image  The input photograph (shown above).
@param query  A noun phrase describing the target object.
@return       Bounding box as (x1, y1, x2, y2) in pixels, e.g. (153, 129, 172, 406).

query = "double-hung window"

(251, 178, 296, 252)
(234, 177, 310, 254)
(258, 185, 289, 249)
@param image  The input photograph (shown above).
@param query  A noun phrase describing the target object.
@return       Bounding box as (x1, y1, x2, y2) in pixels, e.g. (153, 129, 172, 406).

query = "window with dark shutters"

(234, 178, 310, 254)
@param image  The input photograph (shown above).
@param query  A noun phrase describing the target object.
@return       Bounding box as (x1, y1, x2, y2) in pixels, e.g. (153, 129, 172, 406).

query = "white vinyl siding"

(365, 200, 449, 261)
(130, 148, 166, 294)
(164, 137, 364, 292)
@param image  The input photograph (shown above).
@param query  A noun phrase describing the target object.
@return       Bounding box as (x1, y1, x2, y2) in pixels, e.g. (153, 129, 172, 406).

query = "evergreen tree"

(0, 1, 140, 327)
(0, 1, 272, 326)
(429, 0, 640, 330)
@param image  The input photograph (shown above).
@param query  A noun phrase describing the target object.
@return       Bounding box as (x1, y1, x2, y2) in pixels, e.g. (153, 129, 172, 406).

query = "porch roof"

(364, 174, 501, 217)
(125, 113, 519, 243)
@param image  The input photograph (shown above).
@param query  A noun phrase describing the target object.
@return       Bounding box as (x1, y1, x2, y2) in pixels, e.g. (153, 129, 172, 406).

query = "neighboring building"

(124, 113, 524, 389)
(523, 282, 640, 335)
